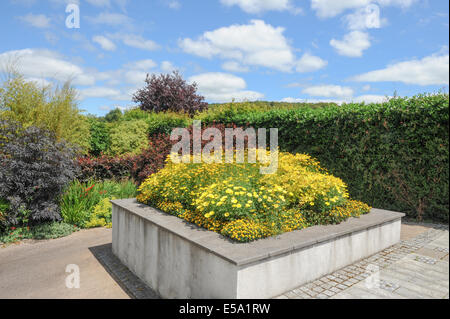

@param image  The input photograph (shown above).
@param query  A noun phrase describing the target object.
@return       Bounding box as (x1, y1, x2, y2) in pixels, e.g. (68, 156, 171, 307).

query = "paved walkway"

(0, 222, 448, 299)
(275, 222, 449, 299)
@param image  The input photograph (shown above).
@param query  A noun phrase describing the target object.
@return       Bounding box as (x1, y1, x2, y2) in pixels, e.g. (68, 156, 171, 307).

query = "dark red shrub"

(77, 123, 252, 185)
(132, 71, 208, 117)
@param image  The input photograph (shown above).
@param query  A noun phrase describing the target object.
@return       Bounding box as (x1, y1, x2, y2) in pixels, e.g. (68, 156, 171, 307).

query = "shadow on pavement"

(89, 243, 160, 299)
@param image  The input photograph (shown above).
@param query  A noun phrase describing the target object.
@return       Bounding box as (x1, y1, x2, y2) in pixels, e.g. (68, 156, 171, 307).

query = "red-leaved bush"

(132, 71, 208, 117)
(77, 123, 253, 185)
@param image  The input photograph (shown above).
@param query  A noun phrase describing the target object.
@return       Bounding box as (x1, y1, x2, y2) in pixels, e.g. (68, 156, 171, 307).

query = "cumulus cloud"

(87, 12, 132, 26)
(351, 54, 449, 85)
(296, 53, 328, 73)
(330, 31, 371, 57)
(311, 0, 416, 18)
(161, 61, 176, 72)
(282, 94, 390, 104)
(85, 0, 111, 7)
(188, 72, 263, 102)
(0, 48, 95, 85)
(108, 33, 160, 51)
(180, 20, 326, 73)
(78, 87, 121, 99)
(220, 0, 302, 14)
(18, 13, 51, 28)
(302, 85, 354, 98)
(92, 35, 116, 51)
(221, 61, 250, 72)
(125, 59, 158, 70)
(344, 4, 383, 30)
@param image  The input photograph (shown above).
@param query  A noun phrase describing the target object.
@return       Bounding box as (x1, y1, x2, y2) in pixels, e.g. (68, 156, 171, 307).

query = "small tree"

(0, 120, 79, 226)
(132, 71, 208, 117)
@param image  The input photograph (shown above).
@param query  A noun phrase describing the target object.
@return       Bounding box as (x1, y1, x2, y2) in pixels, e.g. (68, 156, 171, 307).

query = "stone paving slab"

(276, 222, 449, 299)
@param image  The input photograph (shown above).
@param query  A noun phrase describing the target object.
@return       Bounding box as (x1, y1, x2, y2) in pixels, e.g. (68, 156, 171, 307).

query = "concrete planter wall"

(111, 199, 404, 299)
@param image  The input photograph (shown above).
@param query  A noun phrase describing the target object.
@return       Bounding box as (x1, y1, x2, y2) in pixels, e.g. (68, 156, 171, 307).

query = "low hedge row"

(199, 94, 449, 222)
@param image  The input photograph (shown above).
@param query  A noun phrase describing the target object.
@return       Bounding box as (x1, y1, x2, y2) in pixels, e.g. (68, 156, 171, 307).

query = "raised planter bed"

(111, 198, 404, 299)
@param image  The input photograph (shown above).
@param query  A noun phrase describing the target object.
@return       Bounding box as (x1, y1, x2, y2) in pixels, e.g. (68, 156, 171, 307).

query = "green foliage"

(0, 75, 91, 153)
(107, 119, 148, 156)
(195, 100, 332, 124)
(60, 179, 137, 228)
(85, 197, 114, 228)
(104, 108, 123, 122)
(0, 222, 77, 244)
(0, 198, 9, 232)
(87, 117, 110, 156)
(122, 108, 191, 135)
(198, 94, 449, 222)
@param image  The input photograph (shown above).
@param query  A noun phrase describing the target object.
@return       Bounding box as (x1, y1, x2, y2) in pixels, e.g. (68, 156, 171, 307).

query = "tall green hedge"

(198, 94, 449, 222)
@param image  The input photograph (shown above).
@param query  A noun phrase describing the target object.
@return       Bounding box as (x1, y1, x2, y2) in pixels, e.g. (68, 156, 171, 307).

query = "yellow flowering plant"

(137, 150, 371, 242)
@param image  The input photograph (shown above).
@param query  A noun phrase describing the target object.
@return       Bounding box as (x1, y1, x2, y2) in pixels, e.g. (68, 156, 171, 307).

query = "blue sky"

(0, 0, 448, 115)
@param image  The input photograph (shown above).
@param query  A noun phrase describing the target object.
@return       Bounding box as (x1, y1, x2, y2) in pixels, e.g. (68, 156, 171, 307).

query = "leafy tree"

(104, 108, 123, 122)
(0, 74, 91, 153)
(0, 120, 79, 226)
(132, 71, 208, 116)
(87, 117, 111, 156)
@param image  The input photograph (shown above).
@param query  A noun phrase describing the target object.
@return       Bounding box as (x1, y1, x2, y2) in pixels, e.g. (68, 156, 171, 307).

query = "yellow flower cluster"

(85, 197, 115, 228)
(221, 219, 271, 242)
(329, 200, 371, 220)
(137, 149, 371, 242)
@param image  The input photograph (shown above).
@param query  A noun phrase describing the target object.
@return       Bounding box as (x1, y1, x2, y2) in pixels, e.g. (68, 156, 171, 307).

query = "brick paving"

(275, 222, 449, 299)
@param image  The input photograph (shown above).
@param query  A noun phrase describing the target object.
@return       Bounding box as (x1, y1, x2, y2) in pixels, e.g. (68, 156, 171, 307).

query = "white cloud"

(281, 94, 389, 104)
(188, 72, 263, 102)
(79, 87, 121, 99)
(302, 85, 354, 98)
(0, 48, 95, 86)
(221, 0, 301, 14)
(352, 94, 389, 103)
(167, 0, 181, 9)
(296, 53, 328, 72)
(330, 31, 371, 57)
(222, 61, 250, 72)
(92, 35, 116, 51)
(344, 4, 383, 30)
(86, 0, 111, 7)
(108, 33, 160, 51)
(123, 70, 149, 86)
(352, 54, 449, 85)
(18, 13, 51, 28)
(161, 61, 176, 72)
(180, 20, 324, 73)
(125, 59, 157, 70)
(311, 0, 416, 18)
(88, 12, 132, 26)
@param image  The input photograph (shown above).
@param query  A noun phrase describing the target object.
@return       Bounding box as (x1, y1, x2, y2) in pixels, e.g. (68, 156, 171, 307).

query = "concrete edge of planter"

(111, 198, 405, 267)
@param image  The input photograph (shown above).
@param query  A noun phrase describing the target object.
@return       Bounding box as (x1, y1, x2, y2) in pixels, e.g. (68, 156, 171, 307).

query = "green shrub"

(107, 119, 148, 156)
(0, 222, 77, 244)
(87, 117, 111, 156)
(122, 108, 191, 136)
(60, 179, 137, 227)
(104, 108, 123, 122)
(85, 197, 114, 228)
(197, 94, 449, 222)
(196, 100, 331, 124)
(0, 74, 91, 153)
